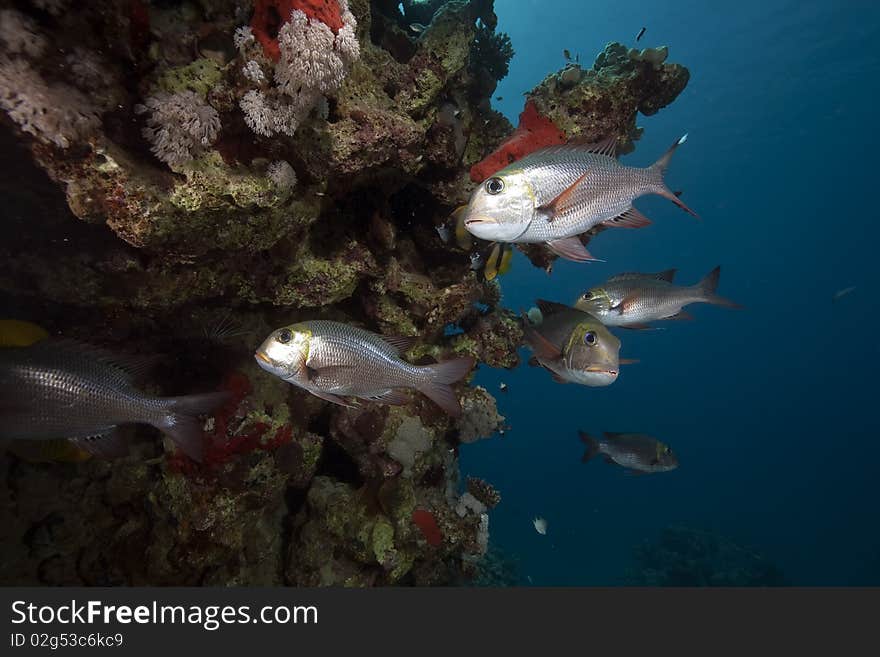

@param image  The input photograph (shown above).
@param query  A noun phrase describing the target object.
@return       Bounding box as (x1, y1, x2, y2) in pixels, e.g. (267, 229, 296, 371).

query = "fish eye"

(583, 331, 597, 346)
(485, 177, 504, 195)
(278, 328, 292, 344)
(582, 292, 593, 300)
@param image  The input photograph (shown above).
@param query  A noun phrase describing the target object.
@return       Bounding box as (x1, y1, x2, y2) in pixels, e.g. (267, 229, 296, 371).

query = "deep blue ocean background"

(461, 0, 880, 585)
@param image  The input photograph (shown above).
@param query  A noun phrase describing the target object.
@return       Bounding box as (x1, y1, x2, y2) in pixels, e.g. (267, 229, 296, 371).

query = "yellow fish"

(0, 319, 49, 347)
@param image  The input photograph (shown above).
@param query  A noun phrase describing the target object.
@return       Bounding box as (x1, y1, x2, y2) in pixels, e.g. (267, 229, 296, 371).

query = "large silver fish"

(521, 300, 626, 386)
(579, 430, 678, 474)
(254, 320, 474, 416)
(575, 266, 740, 328)
(463, 135, 697, 262)
(0, 340, 228, 461)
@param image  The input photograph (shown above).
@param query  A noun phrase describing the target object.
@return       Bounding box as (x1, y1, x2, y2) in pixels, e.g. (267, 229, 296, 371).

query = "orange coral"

(469, 100, 566, 182)
(251, 0, 345, 61)
(412, 509, 442, 546)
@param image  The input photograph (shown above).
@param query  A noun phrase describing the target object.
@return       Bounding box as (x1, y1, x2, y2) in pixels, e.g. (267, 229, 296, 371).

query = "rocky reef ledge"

(0, 0, 688, 585)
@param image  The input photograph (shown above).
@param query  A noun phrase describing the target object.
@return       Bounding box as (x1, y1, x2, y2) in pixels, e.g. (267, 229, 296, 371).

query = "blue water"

(461, 0, 880, 585)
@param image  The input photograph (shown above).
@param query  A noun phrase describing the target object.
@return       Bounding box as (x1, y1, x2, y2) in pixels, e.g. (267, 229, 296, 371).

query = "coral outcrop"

(0, 0, 690, 586)
(625, 525, 789, 586)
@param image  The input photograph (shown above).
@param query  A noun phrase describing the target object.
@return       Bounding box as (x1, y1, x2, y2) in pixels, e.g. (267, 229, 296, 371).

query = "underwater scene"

(0, 0, 877, 587)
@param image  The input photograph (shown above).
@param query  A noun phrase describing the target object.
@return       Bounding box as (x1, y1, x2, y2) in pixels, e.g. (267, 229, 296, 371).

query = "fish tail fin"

(579, 430, 601, 464)
(650, 134, 699, 218)
(156, 391, 231, 462)
(695, 265, 742, 308)
(417, 357, 476, 417)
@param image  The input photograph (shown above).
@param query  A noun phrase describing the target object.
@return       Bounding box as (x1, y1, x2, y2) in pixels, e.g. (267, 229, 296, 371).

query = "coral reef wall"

(0, 0, 689, 585)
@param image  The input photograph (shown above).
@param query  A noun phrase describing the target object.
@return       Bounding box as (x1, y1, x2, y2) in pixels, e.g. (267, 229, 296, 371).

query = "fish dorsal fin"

(608, 268, 677, 284)
(535, 299, 572, 317)
(381, 335, 418, 353)
(520, 311, 563, 361)
(565, 135, 618, 158)
(603, 431, 626, 440)
(602, 206, 652, 229)
(32, 339, 156, 386)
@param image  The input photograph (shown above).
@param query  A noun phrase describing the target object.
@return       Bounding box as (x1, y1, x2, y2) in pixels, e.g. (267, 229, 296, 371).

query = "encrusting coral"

(0, 0, 691, 586)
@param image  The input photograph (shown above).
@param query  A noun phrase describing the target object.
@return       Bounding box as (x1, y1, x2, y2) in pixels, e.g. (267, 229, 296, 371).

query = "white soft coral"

(238, 2, 359, 137)
(137, 91, 221, 168)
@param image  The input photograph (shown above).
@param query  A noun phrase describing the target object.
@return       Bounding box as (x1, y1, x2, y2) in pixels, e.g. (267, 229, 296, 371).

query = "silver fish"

(254, 320, 474, 416)
(832, 286, 856, 303)
(0, 340, 228, 461)
(579, 430, 678, 474)
(575, 266, 740, 328)
(463, 135, 697, 262)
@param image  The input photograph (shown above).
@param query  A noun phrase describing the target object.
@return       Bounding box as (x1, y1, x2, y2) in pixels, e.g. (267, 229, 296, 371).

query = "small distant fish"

(579, 430, 678, 474)
(496, 96, 503, 101)
(255, 321, 474, 416)
(435, 224, 451, 243)
(521, 300, 625, 386)
(0, 340, 228, 461)
(636, 27, 646, 42)
(533, 517, 548, 535)
(576, 266, 741, 329)
(6, 438, 93, 463)
(499, 382, 508, 393)
(483, 242, 513, 281)
(408, 23, 427, 34)
(469, 252, 483, 271)
(463, 135, 697, 262)
(832, 286, 856, 303)
(563, 49, 572, 61)
(526, 306, 543, 325)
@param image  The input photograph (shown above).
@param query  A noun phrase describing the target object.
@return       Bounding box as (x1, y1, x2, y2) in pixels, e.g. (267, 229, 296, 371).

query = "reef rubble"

(0, 0, 690, 586)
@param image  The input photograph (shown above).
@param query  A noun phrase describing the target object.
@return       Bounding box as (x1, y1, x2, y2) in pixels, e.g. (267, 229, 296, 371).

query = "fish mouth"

(464, 215, 497, 226)
(254, 351, 272, 366)
(586, 366, 618, 376)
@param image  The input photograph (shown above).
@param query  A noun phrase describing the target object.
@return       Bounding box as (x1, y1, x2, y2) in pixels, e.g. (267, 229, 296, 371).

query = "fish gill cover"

(0, 0, 693, 586)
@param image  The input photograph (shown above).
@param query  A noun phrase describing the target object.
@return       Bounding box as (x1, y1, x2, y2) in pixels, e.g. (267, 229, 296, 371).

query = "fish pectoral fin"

(537, 171, 592, 221)
(546, 236, 599, 262)
(602, 206, 652, 229)
(665, 310, 694, 321)
(527, 355, 540, 368)
(308, 388, 359, 409)
(620, 323, 655, 331)
(365, 389, 410, 405)
(70, 431, 129, 460)
(380, 335, 419, 354)
(612, 294, 639, 314)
